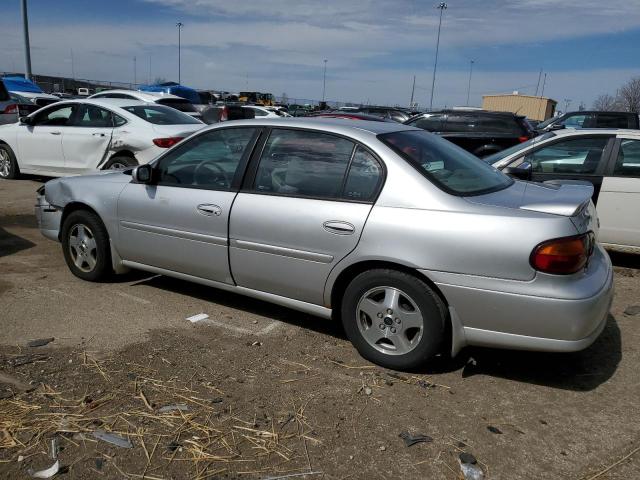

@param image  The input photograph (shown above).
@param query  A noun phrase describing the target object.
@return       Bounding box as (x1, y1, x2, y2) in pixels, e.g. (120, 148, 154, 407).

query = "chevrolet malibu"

(35, 119, 613, 370)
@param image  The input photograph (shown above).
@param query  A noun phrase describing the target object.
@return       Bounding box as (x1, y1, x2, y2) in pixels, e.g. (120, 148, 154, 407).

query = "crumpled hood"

(44, 171, 131, 206)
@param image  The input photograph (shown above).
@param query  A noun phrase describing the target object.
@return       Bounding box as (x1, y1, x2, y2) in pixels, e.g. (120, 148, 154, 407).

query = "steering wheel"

(193, 159, 230, 187)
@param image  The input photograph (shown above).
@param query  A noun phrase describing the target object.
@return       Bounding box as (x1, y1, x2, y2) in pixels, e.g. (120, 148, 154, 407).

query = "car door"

(117, 127, 259, 283)
(15, 103, 75, 173)
(60, 103, 115, 173)
(229, 128, 384, 305)
(524, 135, 614, 201)
(597, 137, 640, 249)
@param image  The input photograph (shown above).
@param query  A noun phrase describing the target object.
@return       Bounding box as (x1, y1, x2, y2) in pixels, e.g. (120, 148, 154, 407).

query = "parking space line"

(115, 291, 151, 305)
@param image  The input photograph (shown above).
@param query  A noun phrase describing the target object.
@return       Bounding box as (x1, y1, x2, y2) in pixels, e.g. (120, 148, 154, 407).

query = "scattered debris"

(7, 354, 48, 367)
(186, 313, 209, 323)
(158, 403, 190, 414)
(386, 372, 409, 382)
(251, 341, 263, 347)
(28, 460, 60, 479)
(0, 372, 35, 392)
(462, 357, 478, 378)
(49, 438, 58, 459)
(379, 446, 386, 451)
(364, 387, 372, 396)
(210, 397, 224, 404)
(459, 452, 484, 480)
(95, 457, 103, 471)
(417, 379, 434, 389)
(487, 425, 503, 434)
(166, 440, 182, 452)
(26, 338, 55, 348)
(252, 320, 258, 324)
(92, 430, 133, 449)
(399, 431, 433, 447)
(624, 305, 640, 316)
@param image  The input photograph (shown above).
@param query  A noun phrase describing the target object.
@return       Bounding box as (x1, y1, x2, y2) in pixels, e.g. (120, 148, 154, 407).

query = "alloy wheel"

(356, 286, 424, 356)
(0, 149, 10, 178)
(108, 162, 128, 170)
(68, 224, 98, 272)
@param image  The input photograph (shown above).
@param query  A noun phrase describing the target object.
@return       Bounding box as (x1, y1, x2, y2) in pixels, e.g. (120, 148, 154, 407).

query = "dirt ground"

(1, 177, 639, 480)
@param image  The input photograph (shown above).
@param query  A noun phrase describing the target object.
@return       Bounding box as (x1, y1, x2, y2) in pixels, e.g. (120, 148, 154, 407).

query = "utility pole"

(148, 55, 151, 84)
(176, 22, 184, 84)
(429, 2, 447, 111)
(466, 60, 474, 106)
(21, 0, 32, 80)
(70, 49, 75, 79)
(322, 59, 328, 102)
(409, 75, 416, 108)
(540, 73, 547, 97)
(563, 98, 572, 113)
(133, 56, 137, 87)
(534, 68, 543, 96)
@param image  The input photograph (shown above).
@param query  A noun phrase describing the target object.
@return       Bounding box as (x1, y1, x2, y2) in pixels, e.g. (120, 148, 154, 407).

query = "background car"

(89, 89, 201, 118)
(2, 75, 60, 108)
(0, 79, 18, 125)
(486, 128, 640, 254)
(536, 110, 639, 133)
(35, 118, 611, 370)
(347, 106, 412, 123)
(0, 99, 204, 179)
(307, 111, 395, 122)
(405, 109, 534, 157)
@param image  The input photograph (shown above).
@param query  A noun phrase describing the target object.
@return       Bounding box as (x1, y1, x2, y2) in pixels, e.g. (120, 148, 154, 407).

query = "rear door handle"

(323, 221, 355, 235)
(197, 204, 222, 216)
(92, 132, 106, 137)
(50, 131, 61, 135)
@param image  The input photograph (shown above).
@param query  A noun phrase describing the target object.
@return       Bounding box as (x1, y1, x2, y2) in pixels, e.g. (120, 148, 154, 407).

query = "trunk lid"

(151, 123, 203, 139)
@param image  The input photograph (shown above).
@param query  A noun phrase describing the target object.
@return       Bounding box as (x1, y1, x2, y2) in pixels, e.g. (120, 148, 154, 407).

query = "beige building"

(482, 93, 557, 121)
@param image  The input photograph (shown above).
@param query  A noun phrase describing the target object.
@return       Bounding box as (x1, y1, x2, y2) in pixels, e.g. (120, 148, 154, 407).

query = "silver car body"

(36, 119, 613, 356)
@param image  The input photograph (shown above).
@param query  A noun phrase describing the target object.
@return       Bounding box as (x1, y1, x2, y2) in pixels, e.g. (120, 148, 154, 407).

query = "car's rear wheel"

(103, 156, 137, 170)
(61, 210, 112, 281)
(0, 144, 20, 179)
(341, 269, 446, 370)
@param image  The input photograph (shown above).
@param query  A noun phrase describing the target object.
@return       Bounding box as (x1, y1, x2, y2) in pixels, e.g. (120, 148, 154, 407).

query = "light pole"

(322, 59, 328, 103)
(429, 2, 447, 111)
(133, 56, 137, 87)
(21, 0, 32, 80)
(466, 60, 474, 106)
(176, 22, 184, 84)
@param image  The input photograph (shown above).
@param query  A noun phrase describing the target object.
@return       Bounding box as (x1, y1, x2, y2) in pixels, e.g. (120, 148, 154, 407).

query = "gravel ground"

(1, 177, 639, 479)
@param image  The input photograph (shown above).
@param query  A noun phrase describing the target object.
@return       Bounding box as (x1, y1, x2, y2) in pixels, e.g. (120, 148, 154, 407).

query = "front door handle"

(197, 204, 222, 216)
(323, 221, 355, 235)
(50, 131, 61, 135)
(92, 132, 106, 137)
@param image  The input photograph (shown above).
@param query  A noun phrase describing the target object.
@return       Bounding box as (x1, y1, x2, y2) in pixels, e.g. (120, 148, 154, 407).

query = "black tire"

(61, 210, 112, 281)
(102, 156, 138, 170)
(341, 269, 447, 370)
(0, 143, 20, 180)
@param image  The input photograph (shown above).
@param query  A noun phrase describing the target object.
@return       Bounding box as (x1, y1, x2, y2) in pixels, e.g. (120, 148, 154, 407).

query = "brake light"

(2, 104, 18, 114)
(518, 135, 530, 143)
(153, 137, 184, 148)
(220, 106, 228, 122)
(530, 233, 594, 274)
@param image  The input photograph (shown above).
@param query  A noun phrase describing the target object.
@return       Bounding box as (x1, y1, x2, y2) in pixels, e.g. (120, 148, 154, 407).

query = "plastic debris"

(624, 305, 640, 316)
(186, 313, 209, 323)
(378, 446, 386, 451)
(399, 431, 433, 447)
(28, 460, 60, 479)
(364, 387, 372, 396)
(27, 338, 54, 348)
(49, 438, 59, 459)
(158, 404, 190, 414)
(487, 425, 503, 434)
(459, 453, 484, 480)
(92, 429, 133, 448)
(95, 457, 104, 471)
(251, 341, 262, 346)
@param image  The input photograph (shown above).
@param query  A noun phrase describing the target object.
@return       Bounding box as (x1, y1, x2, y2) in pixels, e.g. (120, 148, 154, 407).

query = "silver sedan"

(34, 118, 613, 370)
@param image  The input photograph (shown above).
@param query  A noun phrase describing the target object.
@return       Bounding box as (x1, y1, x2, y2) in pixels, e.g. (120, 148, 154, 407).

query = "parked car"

(308, 111, 395, 122)
(89, 89, 201, 118)
(350, 106, 412, 123)
(242, 105, 290, 118)
(139, 82, 202, 107)
(35, 118, 612, 370)
(486, 128, 640, 254)
(405, 110, 534, 157)
(0, 79, 18, 125)
(2, 76, 60, 108)
(536, 111, 639, 133)
(0, 99, 204, 179)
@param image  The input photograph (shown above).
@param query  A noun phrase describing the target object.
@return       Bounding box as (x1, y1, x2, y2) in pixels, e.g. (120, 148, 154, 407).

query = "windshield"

(379, 130, 513, 196)
(122, 105, 202, 125)
(482, 132, 556, 164)
(536, 116, 560, 129)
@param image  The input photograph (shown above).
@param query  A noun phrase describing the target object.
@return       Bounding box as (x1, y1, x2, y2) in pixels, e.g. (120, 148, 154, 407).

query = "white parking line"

(116, 291, 151, 305)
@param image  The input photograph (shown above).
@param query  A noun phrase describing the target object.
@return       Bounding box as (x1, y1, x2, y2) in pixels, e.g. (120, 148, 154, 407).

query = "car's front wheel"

(61, 210, 112, 281)
(341, 269, 446, 370)
(103, 156, 138, 170)
(0, 144, 20, 179)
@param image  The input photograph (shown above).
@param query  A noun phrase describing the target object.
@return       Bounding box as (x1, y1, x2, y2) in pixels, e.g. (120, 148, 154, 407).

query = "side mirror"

(502, 161, 532, 181)
(132, 164, 153, 184)
(19, 116, 33, 125)
(548, 123, 565, 131)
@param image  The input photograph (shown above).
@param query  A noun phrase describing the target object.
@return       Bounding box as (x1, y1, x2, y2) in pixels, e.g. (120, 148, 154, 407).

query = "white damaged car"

(0, 99, 204, 179)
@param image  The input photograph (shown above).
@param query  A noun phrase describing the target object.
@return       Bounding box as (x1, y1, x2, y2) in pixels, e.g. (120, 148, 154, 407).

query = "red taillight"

(530, 233, 594, 275)
(518, 135, 530, 143)
(220, 106, 228, 122)
(2, 104, 18, 114)
(153, 137, 184, 148)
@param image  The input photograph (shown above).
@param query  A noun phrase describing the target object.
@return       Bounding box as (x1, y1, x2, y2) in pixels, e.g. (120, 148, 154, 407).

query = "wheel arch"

(59, 202, 102, 241)
(100, 150, 138, 169)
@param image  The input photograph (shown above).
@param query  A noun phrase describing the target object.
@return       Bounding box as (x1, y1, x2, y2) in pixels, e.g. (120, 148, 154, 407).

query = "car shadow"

(608, 250, 640, 270)
(0, 216, 37, 257)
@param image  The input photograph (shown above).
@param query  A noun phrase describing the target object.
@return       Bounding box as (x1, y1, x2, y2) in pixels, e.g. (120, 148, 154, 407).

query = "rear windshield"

(444, 114, 523, 134)
(379, 130, 513, 196)
(483, 132, 556, 164)
(156, 98, 198, 113)
(0, 80, 9, 101)
(122, 105, 202, 125)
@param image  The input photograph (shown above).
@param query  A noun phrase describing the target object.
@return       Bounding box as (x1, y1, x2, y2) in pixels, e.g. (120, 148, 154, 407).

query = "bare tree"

(592, 94, 619, 111)
(617, 76, 640, 113)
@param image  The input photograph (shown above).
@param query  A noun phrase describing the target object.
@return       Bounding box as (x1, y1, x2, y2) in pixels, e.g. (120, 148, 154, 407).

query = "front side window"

(33, 104, 76, 126)
(526, 137, 609, 175)
(122, 105, 202, 125)
(156, 128, 256, 189)
(561, 114, 594, 128)
(380, 130, 513, 196)
(254, 129, 355, 199)
(613, 139, 640, 177)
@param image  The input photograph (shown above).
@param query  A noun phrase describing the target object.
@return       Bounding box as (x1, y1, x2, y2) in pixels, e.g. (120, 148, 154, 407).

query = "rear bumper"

(423, 246, 614, 354)
(35, 193, 62, 242)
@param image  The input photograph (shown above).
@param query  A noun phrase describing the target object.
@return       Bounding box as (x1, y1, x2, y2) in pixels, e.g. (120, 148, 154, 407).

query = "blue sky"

(1, 0, 640, 109)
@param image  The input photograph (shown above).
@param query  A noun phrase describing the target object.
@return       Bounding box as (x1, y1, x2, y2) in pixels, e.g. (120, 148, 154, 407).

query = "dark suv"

(536, 110, 639, 133)
(404, 110, 533, 157)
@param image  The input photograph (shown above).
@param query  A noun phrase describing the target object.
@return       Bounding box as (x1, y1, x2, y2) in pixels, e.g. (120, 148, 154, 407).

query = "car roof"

(37, 98, 151, 109)
(425, 109, 521, 117)
(217, 117, 416, 135)
(561, 110, 636, 116)
(552, 128, 640, 137)
(89, 89, 184, 101)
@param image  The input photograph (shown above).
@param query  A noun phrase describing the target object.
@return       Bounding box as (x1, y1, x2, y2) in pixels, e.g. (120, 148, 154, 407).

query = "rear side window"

(254, 129, 355, 199)
(526, 137, 609, 175)
(613, 139, 640, 177)
(156, 98, 197, 113)
(343, 147, 383, 201)
(408, 114, 445, 132)
(0, 80, 9, 101)
(122, 105, 201, 125)
(445, 115, 522, 134)
(597, 114, 632, 129)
